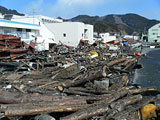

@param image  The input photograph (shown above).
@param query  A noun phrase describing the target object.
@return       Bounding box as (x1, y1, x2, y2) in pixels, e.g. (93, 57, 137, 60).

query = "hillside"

(71, 13, 160, 34)
(0, 6, 24, 16)
(71, 15, 120, 33)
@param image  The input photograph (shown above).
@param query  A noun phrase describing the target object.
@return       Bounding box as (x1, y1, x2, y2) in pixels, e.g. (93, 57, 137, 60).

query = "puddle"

(133, 64, 142, 69)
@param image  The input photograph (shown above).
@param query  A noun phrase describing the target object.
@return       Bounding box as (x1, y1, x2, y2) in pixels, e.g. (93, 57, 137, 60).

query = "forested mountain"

(71, 13, 160, 34)
(0, 6, 24, 16)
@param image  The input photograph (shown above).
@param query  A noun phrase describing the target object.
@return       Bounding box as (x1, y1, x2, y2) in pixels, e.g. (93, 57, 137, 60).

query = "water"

(133, 48, 160, 90)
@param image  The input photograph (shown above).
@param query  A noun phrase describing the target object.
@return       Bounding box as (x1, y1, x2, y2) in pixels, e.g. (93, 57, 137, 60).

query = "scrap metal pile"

(0, 35, 159, 120)
(0, 34, 35, 59)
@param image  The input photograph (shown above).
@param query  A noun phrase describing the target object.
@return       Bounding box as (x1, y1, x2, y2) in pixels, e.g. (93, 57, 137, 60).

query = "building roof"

(149, 23, 160, 30)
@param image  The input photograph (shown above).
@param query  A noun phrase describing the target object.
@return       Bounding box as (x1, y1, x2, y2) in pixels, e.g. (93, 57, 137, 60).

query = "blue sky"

(0, 0, 160, 20)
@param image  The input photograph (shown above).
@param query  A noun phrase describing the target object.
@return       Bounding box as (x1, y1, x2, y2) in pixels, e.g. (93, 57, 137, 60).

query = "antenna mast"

(32, 9, 36, 24)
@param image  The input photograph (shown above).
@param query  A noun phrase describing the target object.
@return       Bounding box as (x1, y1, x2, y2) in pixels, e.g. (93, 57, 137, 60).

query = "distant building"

(99, 33, 116, 43)
(122, 35, 139, 41)
(148, 23, 160, 42)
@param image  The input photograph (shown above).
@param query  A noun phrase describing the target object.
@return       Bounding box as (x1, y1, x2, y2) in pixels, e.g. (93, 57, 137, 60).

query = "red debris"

(136, 53, 143, 56)
(0, 34, 35, 59)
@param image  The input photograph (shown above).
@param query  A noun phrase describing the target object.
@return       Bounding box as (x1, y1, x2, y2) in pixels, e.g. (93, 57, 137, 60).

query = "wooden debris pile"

(0, 42, 158, 120)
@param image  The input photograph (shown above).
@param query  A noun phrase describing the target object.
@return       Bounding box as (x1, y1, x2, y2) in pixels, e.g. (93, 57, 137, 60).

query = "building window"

(17, 28, 22, 31)
(4, 30, 11, 34)
(26, 29, 31, 32)
(63, 33, 66, 37)
(153, 33, 158, 35)
(152, 29, 158, 31)
(84, 29, 88, 39)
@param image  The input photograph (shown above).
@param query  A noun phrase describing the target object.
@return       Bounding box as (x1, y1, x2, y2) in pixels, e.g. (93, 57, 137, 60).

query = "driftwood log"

(102, 57, 127, 77)
(129, 87, 157, 95)
(59, 71, 104, 88)
(0, 99, 87, 117)
(60, 87, 129, 120)
(106, 57, 127, 67)
(112, 96, 156, 120)
(0, 90, 110, 104)
(105, 95, 143, 120)
(109, 75, 129, 91)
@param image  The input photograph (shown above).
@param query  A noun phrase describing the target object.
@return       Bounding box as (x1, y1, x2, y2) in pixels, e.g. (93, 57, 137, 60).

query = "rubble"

(0, 35, 159, 120)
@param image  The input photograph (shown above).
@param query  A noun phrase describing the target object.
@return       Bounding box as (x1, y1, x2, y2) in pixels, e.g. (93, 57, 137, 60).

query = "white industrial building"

(45, 22, 94, 47)
(148, 23, 160, 42)
(0, 14, 94, 50)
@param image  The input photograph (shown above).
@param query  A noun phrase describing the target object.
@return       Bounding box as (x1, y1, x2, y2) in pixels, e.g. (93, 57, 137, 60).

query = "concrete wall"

(39, 23, 55, 42)
(148, 23, 160, 42)
(84, 24, 94, 44)
(45, 22, 80, 47)
(45, 22, 93, 47)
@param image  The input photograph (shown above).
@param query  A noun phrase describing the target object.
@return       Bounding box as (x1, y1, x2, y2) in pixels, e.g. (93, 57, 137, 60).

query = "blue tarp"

(123, 42, 128, 45)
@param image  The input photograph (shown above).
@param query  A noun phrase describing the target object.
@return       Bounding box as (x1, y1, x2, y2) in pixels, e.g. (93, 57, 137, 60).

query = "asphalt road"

(133, 48, 160, 90)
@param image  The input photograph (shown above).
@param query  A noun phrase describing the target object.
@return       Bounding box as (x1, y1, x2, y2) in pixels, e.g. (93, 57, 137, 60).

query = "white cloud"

(21, 0, 130, 18)
(63, 0, 104, 6)
(50, 0, 105, 18)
